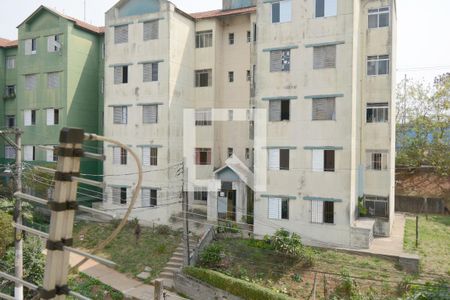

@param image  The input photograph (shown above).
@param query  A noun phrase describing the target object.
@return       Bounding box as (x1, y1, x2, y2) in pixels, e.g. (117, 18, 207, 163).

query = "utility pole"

(41, 128, 84, 300)
(14, 129, 23, 300)
(181, 160, 190, 266)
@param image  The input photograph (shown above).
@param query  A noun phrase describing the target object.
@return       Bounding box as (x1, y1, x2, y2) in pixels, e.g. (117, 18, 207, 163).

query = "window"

(253, 23, 257, 41)
(114, 25, 128, 44)
(6, 56, 15, 69)
(143, 104, 158, 124)
(196, 30, 213, 48)
(228, 71, 234, 83)
(46, 108, 59, 125)
(270, 49, 290, 72)
(269, 100, 290, 121)
(195, 69, 212, 87)
(227, 33, 234, 45)
(24, 110, 36, 126)
(5, 115, 15, 128)
(46, 146, 57, 162)
(113, 106, 127, 124)
(312, 98, 336, 120)
(24, 146, 35, 161)
(142, 188, 157, 207)
(195, 109, 212, 126)
(311, 200, 334, 224)
(268, 149, 290, 170)
(245, 148, 250, 159)
(25, 74, 37, 90)
(272, 0, 292, 23)
(316, 0, 337, 18)
(363, 195, 388, 218)
(47, 72, 60, 89)
(246, 70, 251, 81)
(227, 147, 233, 158)
(113, 147, 127, 165)
(312, 149, 335, 172)
(194, 186, 208, 202)
(5, 146, 16, 160)
(366, 103, 388, 123)
(5, 85, 16, 97)
(142, 147, 158, 166)
(367, 55, 389, 76)
(247, 31, 251, 43)
(25, 38, 37, 55)
(112, 187, 127, 205)
(368, 7, 390, 28)
(195, 148, 211, 165)
(143, 63, 159, 82)
(268, 198, 289, 220)
(47, 35, 61, 52)
(367, 151, 388, 170)
(143, 20, 159, 40)
(114, 66, 128, 84)
(313, 45, 336, 69)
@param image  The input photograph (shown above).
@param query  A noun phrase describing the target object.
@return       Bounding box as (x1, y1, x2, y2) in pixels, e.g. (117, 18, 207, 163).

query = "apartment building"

(102, 0, 396, 249)
(0, 6, 104, 180)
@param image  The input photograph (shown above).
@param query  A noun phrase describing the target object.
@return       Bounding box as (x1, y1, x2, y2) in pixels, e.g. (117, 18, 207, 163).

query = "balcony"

(3, 92, 16, 100)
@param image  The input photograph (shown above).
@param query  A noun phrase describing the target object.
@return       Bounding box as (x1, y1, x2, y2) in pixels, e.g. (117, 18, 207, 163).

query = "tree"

(0, 211, 14, 257)
(396, 74, 450, 176)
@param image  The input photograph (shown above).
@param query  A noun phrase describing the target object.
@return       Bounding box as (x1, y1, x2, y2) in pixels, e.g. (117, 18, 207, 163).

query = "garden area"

(190, 228, 449, 300)
(72, 220, 182, 283)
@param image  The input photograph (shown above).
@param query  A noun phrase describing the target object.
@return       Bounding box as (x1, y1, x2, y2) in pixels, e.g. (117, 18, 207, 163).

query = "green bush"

(216, 221, 240, 234)
(0, 211, 14, 256)
(183, 267, 293, 300)
(154, 224, 172, 235)
(265, 229, 303, 257)
(199, 244, 223, 268)
(404, 279, 450, 300)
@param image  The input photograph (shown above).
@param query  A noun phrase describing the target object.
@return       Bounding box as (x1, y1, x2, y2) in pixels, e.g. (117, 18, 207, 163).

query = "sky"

(1, 0, 450, 85)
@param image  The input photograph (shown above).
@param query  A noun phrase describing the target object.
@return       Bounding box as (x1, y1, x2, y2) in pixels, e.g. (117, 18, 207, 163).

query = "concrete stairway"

(157, 237, 197, 289)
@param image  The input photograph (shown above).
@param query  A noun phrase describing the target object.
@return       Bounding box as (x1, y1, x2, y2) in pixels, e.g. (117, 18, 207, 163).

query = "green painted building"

(0, 6, 104, 177)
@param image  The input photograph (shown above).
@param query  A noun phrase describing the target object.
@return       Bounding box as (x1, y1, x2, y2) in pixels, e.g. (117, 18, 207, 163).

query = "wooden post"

(415, 215, 419, 248)
(154, 279, 164, 300)
(323, 274, 327, 300)
(14, 129, 23, 300)
(424, 198, 428, 220)
(41, 128, 84, 300)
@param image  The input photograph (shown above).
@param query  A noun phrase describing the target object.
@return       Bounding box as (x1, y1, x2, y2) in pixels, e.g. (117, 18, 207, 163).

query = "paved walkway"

(69, 253, 182, 299)
(365, 213, 406, 256)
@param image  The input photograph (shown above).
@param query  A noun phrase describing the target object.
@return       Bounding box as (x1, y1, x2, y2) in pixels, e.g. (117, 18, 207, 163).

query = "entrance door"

(227, 190, 236, 221)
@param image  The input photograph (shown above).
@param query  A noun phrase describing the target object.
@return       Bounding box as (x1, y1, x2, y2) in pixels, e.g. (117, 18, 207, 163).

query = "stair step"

(162, 267, 179, 273)
(166, 262, 182, 268)
(160, 272, 174, 279)
(169, 257, 183, 263)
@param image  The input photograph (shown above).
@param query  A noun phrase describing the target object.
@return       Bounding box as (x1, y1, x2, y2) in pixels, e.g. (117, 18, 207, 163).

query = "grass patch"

(68, 272, 123, 300)
(404, 215, 450, 276)
(198, 238, 410, 299)
(73, 221, 181, 282)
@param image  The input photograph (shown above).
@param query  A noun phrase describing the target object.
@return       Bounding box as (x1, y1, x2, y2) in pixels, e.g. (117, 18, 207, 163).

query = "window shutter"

(25, 75, 37, 90)
(312, 150, 324, 172)
(143, 21, 159, 41)
(314, 45, 336, 69)
(114, 25, 128, 44)
(46, 148, 54, 162)
(269, 100, 281, 121)
(142, 147, 150, 166)
(366, 153, 372, 170)
(312, 98, 335, 120)
(143, 105, 158, 124)
(24, 146, 33, 161)
(48, 72, 59, 89)
(268, 198, 281, 219)
(268, 149, 280, 170)
(112, 187, 120, 204)
(141, 188, 151, 206)
(113, 147, 121, 164)
(5, 146, 16, 159)
(324, 0, 337, 17)
(47, 109, 55, 125)
(143, 63, 151, 82)
(382, 153, 388, 170)
(270, 50, 282, 72)
(47, 36, 55, 52)
(24, 110, 32, 126)
(113, 107, 122, 123)
(311, 200, 324, 223)
(279, 0, 292, 22)
(25, 39, 32, 55)
(114, 67, 123, 84)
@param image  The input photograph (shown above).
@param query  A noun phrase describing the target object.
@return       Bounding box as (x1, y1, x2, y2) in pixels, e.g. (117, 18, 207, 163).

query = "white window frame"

(271, 0, 292, 24)
(6, 56, 15, 69)
(366, 151, 388, 171)
(113, 106, 128, 124)
(196, 31, 213, 48)
(47, 35, 61, 53)
(366, 103, 389, 123)
(315, 0, 337, 18)
(367, 55, 390, 76)
(195, 109, 212, 126)
(24, 145, 35, 161)
(5, 145, 16, 160)
(368, 7, 390, 29)
(268, 197, 289, 220)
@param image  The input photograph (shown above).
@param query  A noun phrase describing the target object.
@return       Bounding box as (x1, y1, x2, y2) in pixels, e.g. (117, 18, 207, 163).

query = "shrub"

(266, 229, 303, 257)
(330, 270, 361, 299)
(199, 244, 223, 268)
(183, 267, 294, 300)
(216, 221, 240, 234)
(404, 279, 450, 300)
(154, 224, 172, 235)
(0, 211, 13, 256)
